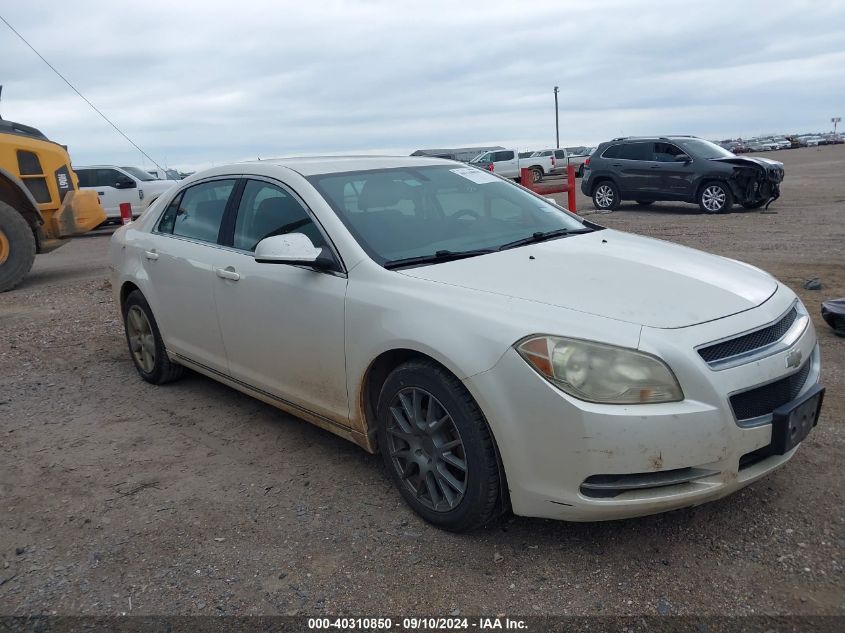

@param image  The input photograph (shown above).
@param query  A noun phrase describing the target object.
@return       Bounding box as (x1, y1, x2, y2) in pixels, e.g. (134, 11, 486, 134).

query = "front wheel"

(122, 290, 185, 384)
(0, 201, 36, 292)
(377, 360, 501, 532)
(698, 182, 733, 213)
(592, 181, 620, 211)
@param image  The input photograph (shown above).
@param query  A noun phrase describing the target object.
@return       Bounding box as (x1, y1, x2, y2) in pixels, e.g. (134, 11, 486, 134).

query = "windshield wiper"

(384, 248, 496, 270)
(497, 227, 594, 251)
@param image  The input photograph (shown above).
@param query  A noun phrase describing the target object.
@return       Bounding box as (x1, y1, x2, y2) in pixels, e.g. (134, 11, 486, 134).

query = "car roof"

(607, 136, 700, 144)
(205, 155, 462, 178)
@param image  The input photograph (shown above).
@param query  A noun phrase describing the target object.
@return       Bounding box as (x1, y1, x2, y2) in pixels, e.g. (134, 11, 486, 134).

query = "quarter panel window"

(164, 179, 236, 243)
(602, 145, 622, 159)
(233, 180, 325, 252)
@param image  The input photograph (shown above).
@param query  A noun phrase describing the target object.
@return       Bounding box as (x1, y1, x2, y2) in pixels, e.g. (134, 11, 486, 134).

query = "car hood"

(399, 230, 777, 329)
(711, 156, 784, 169)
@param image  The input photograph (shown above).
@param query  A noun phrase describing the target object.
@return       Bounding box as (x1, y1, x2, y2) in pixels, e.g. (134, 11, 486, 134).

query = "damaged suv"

(582, 136, 784, 213)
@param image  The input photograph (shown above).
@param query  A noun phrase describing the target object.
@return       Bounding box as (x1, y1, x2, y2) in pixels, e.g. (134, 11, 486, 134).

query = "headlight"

(516, 335, 683, 404)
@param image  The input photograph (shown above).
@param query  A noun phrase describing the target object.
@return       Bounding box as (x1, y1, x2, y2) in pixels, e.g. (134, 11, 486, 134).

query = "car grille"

(698, 306, 798, 365)
(729, 359, 812, 421)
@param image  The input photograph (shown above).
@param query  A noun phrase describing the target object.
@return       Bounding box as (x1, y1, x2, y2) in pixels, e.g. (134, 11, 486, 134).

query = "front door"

(211, 178, 350, 425)
(653, 142, 696, 198)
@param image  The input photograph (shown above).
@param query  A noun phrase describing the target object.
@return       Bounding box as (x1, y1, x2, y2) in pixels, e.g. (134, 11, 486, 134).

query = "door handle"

(144, 250, 159, 261)
(215, 267, 240, 281)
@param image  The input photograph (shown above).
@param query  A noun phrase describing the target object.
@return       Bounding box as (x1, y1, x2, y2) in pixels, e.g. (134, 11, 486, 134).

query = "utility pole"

(553, 86, 560, 149)
(833, 117, 841, 134)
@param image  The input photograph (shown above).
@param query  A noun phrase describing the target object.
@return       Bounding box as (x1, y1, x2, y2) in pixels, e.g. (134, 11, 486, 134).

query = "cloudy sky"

(1, 0, 843, 172)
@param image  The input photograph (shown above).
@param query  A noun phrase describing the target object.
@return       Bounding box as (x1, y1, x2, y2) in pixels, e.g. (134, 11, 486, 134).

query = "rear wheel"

(592, 180, 620, 211)
(122, 290, 185, 384)
(531, 167, 543, 183)
(377, 360, 501, 532)
(698, 182, 733, 213)
(0, 201, 36, 293)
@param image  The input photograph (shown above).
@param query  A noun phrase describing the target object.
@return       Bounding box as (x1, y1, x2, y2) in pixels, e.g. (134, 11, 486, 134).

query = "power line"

(0, 13, 164, 170)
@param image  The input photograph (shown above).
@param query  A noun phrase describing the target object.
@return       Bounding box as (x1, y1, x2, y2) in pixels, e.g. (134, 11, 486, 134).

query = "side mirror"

(254, 233, 335, 270)
(115, 179, 136, 189)
(674, 154, 692, 163)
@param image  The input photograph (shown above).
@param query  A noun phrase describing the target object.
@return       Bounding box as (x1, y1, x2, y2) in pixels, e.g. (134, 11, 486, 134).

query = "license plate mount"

(771, 384, 824, 454)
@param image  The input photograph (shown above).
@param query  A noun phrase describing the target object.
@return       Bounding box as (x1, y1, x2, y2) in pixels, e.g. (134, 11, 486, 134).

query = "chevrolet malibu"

(109, 156, 824, 531)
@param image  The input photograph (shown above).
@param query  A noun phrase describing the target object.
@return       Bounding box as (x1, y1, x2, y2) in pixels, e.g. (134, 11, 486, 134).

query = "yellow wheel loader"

(0, 119, 106, 291)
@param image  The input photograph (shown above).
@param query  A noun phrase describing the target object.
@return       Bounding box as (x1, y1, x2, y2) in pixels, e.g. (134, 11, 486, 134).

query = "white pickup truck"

(74, 165, 176, 221)
(530, 147, 595, 177)
(468, 149, 554, 182)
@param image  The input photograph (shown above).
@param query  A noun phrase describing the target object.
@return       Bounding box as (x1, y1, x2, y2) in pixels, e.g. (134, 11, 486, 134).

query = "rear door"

(211, 177, 350, 425)
(492, 150, 518, 178)
(138, 177, 238, 372)
(613, 142, 659, 196)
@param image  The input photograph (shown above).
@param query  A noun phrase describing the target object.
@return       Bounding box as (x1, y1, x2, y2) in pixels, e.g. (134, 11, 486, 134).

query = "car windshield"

(309, 165, 590, 266)
(120, 166, 155, 181)
(676, 139, 735, 160)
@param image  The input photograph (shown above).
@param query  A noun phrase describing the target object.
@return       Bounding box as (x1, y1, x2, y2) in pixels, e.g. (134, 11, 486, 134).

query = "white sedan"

(109, 156, 824, 531)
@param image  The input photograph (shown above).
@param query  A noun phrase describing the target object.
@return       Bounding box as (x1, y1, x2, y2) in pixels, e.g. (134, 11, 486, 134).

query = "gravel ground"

(0, 145, 843, 617)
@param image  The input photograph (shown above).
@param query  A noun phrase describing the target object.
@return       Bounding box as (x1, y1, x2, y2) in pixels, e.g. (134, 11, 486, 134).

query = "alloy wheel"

(595, 184, 614, 208)
(702, 185, 726, 212)
(126, 305, 156, 373)
(386, 387, 468, 512)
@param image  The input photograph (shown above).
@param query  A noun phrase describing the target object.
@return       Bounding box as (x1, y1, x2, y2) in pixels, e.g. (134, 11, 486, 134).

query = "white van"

(74, 165, 176, 220)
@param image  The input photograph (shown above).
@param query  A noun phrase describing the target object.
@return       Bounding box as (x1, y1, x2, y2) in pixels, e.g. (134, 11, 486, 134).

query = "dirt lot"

(1, 145, 843, 617)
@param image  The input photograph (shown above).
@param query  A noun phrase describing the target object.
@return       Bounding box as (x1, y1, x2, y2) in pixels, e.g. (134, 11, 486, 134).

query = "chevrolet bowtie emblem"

(785, 348, 803, 369)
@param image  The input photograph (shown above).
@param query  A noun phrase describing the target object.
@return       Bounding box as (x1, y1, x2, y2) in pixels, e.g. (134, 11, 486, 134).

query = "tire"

(376, 359, 501, 532)
(698, 181, 733, 213)
(0, 201, 36, 293)
(635, 200, 654, 206)
(741, 199, 766, 209)
(531, 167, 543, 183)
(592, 180, 620, 211)
(122, 289, 185, 384)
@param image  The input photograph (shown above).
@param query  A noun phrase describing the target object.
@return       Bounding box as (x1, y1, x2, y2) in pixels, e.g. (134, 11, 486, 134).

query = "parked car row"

(717, 133, 843, 153)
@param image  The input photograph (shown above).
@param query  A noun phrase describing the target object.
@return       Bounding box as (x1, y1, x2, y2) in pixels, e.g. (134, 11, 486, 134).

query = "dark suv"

(581, 136, 784, 213)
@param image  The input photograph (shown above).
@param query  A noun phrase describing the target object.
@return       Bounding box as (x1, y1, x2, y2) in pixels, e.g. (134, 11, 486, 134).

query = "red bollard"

(566, 164, 577, 214)
(487, 162, 494, 172)
(520, 167, 535, 189)
(119, 202, 133, 225)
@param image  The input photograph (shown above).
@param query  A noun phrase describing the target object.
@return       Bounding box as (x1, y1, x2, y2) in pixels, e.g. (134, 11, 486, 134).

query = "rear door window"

(495, 150, 515, 161)
(75, 169, 95, 187)
(617, 143, 653, 161)
(157, 179, 236, 243)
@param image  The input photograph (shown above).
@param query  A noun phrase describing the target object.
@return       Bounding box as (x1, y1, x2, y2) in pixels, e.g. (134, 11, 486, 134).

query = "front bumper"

(464, 295, 821, 522)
